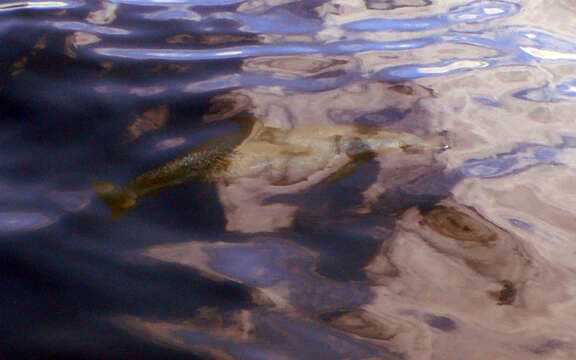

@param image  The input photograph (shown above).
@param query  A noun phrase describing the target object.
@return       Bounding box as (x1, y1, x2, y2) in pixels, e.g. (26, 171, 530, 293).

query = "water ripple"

(0, 211, 56, 233)
(343, 0, 520, 32)
(50, 21, 131, 35)
(458, 137, 576, 178)
(0, 0, 83, 12)
(109, 0, 244, 5)
(6, 0, 576, 358)
(94, 37, 439, 60)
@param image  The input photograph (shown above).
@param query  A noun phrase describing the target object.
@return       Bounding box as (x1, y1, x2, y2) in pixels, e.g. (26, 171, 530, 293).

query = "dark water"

(3, 1, 576, 359)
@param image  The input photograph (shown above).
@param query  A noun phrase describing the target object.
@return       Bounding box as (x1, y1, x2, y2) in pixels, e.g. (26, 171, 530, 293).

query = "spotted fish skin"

(93, 117, 254, 219)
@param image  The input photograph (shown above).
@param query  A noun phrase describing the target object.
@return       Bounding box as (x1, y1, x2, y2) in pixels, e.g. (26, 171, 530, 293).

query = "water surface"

(3, 0, 576, 359)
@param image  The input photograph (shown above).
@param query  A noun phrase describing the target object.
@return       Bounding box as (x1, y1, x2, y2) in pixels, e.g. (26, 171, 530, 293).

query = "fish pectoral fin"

(319, 161, 362, 186)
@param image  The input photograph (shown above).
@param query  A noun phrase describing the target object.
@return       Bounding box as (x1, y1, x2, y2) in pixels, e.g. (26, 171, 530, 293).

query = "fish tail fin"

(91, 180, 137, 220)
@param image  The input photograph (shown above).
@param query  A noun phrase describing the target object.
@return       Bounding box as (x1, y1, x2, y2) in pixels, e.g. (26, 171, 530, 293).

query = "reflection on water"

(3, 0, 576, 359)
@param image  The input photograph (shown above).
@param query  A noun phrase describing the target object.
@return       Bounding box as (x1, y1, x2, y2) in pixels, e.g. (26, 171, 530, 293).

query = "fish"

(93, 115, 447, 219)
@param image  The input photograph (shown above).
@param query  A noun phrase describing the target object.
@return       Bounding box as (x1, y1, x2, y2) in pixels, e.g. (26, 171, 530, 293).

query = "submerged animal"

(93, 115, 447, 218)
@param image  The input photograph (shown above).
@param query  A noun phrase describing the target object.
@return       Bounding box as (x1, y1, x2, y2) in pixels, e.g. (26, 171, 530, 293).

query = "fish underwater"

(93, 115, 448, 219)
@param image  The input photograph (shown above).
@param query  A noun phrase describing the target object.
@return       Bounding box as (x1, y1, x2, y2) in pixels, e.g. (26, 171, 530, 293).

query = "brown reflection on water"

(65, 32, 101, 59)
(114, 314, 252, 360)
(8, 34, 47, 78)
(453, 165, 576, 274)
(364, 198, 575, 359)
(365, 0, 432, 11)
(128, 237, 403, 358)
(205, 81, 437, 129)
(86, 1, 118, 25)
(166, 33, 262, 45)
(124, 104, 170, 142)
(242, 54, 354, 78)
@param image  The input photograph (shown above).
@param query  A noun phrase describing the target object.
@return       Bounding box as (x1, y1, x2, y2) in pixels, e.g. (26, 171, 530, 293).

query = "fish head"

(359, 129, 449, 155)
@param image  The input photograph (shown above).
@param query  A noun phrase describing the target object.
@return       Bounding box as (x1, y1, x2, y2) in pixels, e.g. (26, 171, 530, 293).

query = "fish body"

(93, 117, 446, 218)
(221, 124, 444, 185)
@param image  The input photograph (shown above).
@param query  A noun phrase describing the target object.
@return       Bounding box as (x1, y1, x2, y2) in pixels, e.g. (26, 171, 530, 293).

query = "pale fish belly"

(222, 138, 345, 185)
(221, 143, 292, 182)
(281, 149, 350, 185)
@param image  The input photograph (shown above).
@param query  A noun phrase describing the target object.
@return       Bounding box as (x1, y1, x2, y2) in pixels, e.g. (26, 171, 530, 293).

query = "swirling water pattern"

(3, 0, 576, 359)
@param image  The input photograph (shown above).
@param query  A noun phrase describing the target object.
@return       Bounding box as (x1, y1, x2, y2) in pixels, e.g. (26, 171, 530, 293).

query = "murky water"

(3, 0, 576, 359)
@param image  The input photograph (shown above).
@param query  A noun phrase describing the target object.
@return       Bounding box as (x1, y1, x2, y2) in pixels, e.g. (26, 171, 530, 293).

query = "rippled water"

(3, 0, 576, 359)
